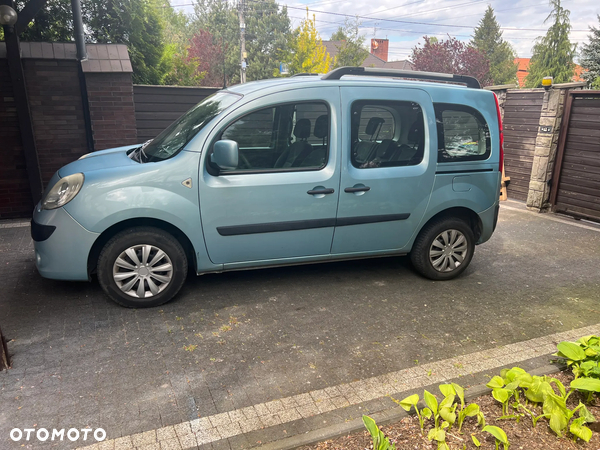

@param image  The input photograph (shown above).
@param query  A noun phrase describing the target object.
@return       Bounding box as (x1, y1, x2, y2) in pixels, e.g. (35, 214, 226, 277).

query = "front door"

(332, 87, 436, 254)
(199, 87, 341, 265)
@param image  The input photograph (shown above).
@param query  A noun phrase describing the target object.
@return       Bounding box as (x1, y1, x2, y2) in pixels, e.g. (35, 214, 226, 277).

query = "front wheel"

(410, 217, 475, 280)
(97, 227, 188, 307)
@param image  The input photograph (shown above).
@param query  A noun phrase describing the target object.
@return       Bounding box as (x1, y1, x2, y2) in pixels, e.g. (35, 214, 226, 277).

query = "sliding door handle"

(344, 186, 371, 193)
(307, 188, 335, 195)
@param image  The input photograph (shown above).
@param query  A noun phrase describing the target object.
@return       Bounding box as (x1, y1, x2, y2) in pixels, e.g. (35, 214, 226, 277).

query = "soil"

(299, 371, 600, 450)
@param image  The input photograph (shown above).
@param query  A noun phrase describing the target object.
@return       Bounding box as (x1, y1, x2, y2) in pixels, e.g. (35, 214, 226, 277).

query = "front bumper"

(32, 206, 100, 281)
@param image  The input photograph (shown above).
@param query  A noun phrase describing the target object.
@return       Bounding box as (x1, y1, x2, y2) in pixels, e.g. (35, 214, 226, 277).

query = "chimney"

(371, 38, 389, 62)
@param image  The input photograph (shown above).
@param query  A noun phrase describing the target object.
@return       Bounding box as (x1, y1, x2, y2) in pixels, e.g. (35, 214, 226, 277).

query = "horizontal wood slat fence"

(551, 91, 600, 222)
(133, 85, 219, 142)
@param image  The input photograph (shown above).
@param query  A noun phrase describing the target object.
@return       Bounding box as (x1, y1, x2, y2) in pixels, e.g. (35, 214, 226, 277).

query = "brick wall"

(0, 60, 34, 218)
(86, 72, 137, 150)
(23, 59, 89, 185)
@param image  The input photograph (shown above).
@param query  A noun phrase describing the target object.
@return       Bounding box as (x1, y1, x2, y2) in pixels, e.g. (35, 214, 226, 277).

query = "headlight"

(41, 173, 85, 210)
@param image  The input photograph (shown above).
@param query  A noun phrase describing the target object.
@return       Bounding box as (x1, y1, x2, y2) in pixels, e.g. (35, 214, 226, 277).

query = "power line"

(247, 0, 591, 32)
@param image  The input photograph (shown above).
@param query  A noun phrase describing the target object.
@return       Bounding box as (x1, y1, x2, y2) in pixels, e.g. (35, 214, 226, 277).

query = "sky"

(171, 0, 599, 62)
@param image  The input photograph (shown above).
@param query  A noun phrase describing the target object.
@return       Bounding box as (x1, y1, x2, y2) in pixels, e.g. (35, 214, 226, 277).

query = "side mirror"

(212, 140, 239, 170)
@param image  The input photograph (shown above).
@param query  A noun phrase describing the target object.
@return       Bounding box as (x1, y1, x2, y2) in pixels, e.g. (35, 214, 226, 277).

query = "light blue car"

(31, 67, 503, 307)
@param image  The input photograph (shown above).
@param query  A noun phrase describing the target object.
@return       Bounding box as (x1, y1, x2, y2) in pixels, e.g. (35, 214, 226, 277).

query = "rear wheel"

(98, 227, 188, 307)
(410, 217, 475, 280)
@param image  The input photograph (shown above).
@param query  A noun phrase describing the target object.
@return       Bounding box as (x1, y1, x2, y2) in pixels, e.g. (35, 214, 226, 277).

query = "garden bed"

(299, 371, 600, 450)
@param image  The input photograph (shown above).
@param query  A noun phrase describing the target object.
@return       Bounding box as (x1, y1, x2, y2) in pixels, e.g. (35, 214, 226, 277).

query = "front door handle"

(344, 186, 371, 193)
(307, 188, 335, 195)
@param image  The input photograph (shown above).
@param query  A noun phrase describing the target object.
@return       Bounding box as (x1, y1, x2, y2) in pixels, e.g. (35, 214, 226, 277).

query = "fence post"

(0, 325, 10, 370)
(526, 82, 586, 211)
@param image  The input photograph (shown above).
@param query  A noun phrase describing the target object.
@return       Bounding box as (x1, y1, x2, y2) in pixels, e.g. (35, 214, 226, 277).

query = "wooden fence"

(133, 85, 219, 142)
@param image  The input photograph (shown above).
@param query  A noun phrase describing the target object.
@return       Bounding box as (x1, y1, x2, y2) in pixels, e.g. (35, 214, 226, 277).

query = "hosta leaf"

(556, 341, 586, 361)
(428, 427, 445, 442)
(398, 394, 419, 412)
(579, 403, 596, 423)
(362, 415, 379, 439)
(471, 434, 481, 447)
(464, 403, 480, 417)
(451, 383, 465, 408)
(543, 392, 567, 416)
(439, 394, 455, 409)
(422, 407, 432, 419)
(492, 388, 510, 404)
(439, 384, 455, 398)
(549, 410, 567, 436)
(486, 376, 505, 389)
(571, 417, 593, 442)
(577, 335, 594, 346)
(482, 425, 508, 444)
(424, 390, 438, 414)
(477, 411, 486, 427)
(504, 367, 526, 382)
(571, 377, 600, 393)
(526, 378, 552, 403)
(439, 406, 456, 425)
(550, 378, 566, 398)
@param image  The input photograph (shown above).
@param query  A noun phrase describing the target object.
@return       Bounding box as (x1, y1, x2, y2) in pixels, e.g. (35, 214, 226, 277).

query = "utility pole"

(238, 0, 247, 83)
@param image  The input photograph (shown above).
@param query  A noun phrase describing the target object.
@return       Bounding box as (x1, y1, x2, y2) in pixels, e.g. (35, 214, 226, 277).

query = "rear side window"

(351, 101, 425, 169)
(435, 104, 491, 163)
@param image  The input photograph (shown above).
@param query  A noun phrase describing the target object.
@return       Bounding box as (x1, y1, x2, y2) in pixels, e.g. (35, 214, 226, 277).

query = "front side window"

(351, 101, 425, 169)
(141, 92, 241, 162)
(212, 102, 329, 173)
(435, 104, 491, 163)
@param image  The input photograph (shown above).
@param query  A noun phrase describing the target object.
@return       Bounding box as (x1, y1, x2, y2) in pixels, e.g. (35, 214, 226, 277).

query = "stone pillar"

(526, 82, 587, 211)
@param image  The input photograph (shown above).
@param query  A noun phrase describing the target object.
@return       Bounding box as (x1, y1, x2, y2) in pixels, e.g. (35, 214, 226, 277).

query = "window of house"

(434, 104, 491, 163)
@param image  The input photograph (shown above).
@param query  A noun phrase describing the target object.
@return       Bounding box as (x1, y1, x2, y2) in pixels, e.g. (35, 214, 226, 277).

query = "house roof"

(515, 58, 530, 87)
(323, 40, 414, 71)
(514, 57, 586, 86)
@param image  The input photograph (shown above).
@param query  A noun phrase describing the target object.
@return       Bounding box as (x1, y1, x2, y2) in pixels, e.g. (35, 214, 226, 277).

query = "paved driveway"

(1, 202, 599, 449)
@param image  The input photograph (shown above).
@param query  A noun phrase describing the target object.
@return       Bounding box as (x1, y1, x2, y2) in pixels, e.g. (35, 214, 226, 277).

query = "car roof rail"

(321, 66, 481, 89)
(291, 73, 320, 77)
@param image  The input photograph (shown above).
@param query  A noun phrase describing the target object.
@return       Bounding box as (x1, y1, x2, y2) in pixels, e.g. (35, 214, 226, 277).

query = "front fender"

(63, 151, 218, 272)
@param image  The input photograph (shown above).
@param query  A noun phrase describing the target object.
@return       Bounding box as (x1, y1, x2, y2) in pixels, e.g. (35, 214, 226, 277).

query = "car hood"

(58, 144, 140, 177)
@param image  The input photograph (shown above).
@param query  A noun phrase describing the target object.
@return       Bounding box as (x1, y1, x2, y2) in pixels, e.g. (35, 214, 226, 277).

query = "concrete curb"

(256, 363, 564, 450)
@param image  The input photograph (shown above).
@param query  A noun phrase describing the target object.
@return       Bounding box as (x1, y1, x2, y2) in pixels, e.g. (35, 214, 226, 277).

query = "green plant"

(483, 425, 509, 450)
(398, 383, 484, 449)
(362, 415, 396, 450)
(487, 365, 596, 441)
(396, 394, 431, 434)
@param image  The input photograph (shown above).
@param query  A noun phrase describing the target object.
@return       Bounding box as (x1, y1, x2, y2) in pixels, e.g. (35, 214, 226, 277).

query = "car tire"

(97, 227, 188, 308)
(410, 217, 475, 281)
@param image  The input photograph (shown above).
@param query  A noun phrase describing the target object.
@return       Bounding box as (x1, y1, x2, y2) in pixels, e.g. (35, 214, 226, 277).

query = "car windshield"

(141, 91, 241, 162)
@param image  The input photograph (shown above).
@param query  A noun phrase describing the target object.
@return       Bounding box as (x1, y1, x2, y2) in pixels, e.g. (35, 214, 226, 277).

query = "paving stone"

(156, 427, 177, 442)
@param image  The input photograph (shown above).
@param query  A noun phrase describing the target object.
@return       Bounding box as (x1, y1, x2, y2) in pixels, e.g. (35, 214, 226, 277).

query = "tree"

(288, 10, 331, 75)
(14, 0, 73, 42)
(472, 6, 517, 85)
(580, 15, 600, 89)
(244, 0, 291, 81)
(188, 29, 227, 87)
(155, 3, 204, 86)
(193, 0, 240, 86)
(330, 16, 368, 68)
(84, 0, 168, 85)
(525, 0, 576, 87)
(411, 36, 492, 86)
